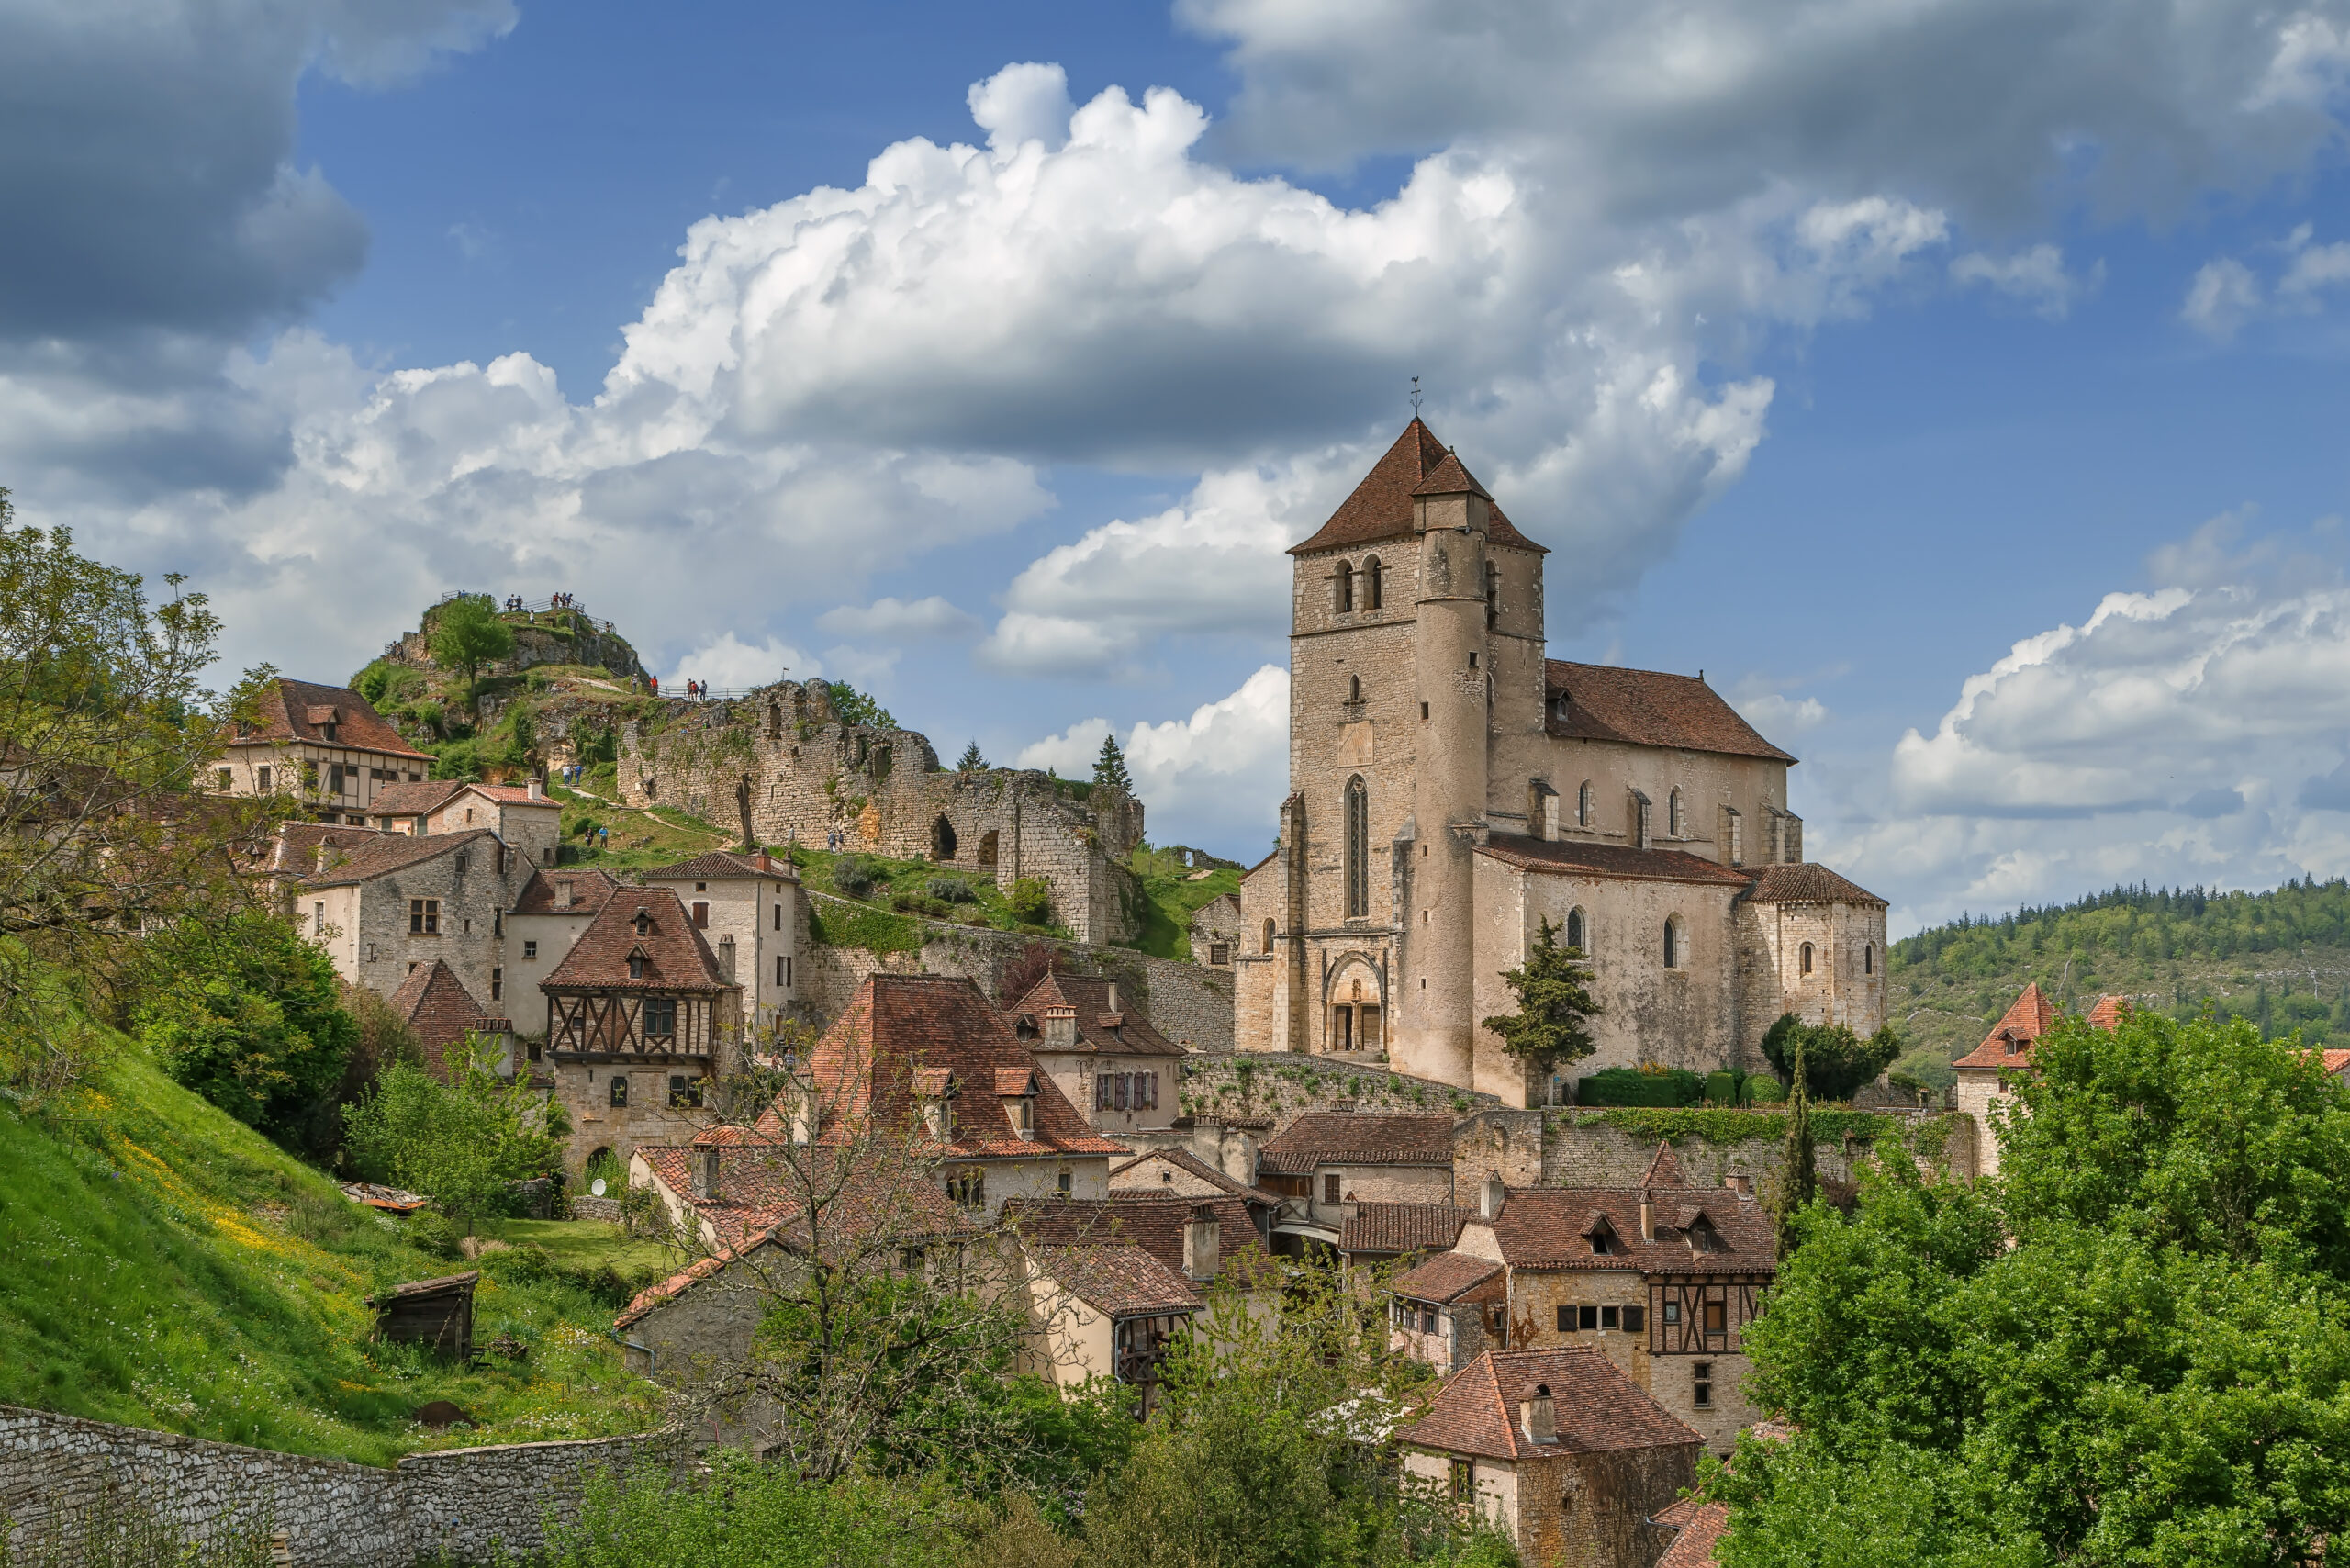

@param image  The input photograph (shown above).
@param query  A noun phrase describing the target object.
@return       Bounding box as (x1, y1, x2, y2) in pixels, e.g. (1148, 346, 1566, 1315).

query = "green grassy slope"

(0, 1040, 664, 1464)
(1122, 846, 1241, 962)
(1889, 877, 2350, 1087)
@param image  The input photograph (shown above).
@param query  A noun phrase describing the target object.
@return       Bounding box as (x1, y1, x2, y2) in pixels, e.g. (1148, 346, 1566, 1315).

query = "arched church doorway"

(1326, 960, 1384, 1054)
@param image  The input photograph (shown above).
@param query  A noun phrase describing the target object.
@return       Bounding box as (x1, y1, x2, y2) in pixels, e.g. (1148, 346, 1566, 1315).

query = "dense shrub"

(1008, 879, 1052, 926)
(1744, 1075, 1787, 1104)
(1576, 1066, 1704, 1106)
(927, 877, 978, 903)
(1703, 1069, 1745, 1105)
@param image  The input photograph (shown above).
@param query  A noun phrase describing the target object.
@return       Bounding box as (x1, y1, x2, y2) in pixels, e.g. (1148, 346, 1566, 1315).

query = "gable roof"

(542, 885, 733, 994)
(1339, 1202, 1474, 1256)
(1258, 1111, 1454, 1174)
(1952, 982, 2059, 1072)
(778, 973, 1127, 1159)
(1653, 1498, 1729, 1568)
(1545, 661, 1796, 764)
(1000, 1193, 1275, 1292)
(1474, 1186, 1775, 1274)
(1007, 972, 1188, 1058)
(1475, 834, 1755, 889)
(2084, 994, 2131, 1030)
(1641, 1142, 1688, 1189)
(364, 780, 465, 818)
(232, 678, 431, 760)
(1399, 1347, 1701, 1461)
(1110, 1147, 1281, 1205)
(1740, 863, 1887, 907)
(1031, 1244, 1203, 1318)
(643, 850, 799, 882)
(295, 827, 507, 890)
(388, 959, 504, 1062)
(1391, 1249, 1505, 1304)
(1290, 420, 1542, 556)
(510, 866, 624, 917)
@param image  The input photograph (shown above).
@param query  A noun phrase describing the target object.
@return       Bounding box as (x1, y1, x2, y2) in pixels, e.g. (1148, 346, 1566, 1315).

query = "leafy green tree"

(1760, 1014, 1900, 1102)
(1481, 917, 1600, 1075)
(957, 741, 986, 771)
(137, 910, 356, 1141)
(341, 1035, 568, 1233)
(427, 593, 514, 715)
(822, 680, 895, 731)
(1092, 733, 1134, 793)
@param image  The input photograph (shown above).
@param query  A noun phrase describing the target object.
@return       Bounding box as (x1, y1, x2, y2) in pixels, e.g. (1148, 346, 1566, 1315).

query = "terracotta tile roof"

(1031, 1243, 1203, 1318)
(295, 827, 507, 890)
(366, 780, 465, 817)
(388, 959, 504, 1065)
(1110, 1147, 1281, 1205)
(1410, 449, 1493, 500)
(1339, 1203, 1474, 1256)
(615, 1249, 734, 1328)
(1641, 1142, 1689, 1189)
(643, 850, 799, 882)
(542, 885, 733, 994)
(1258, 1111, 1455, 1174)
(1475, 834, 1754, 888)
(461, 784, 560, 810)
(1545, 661, 1796, 764)
(1392, 1249, 1505, 1304)
(1952, 983, 2058, 1072)
(1007, 973, 1188, 1058)
(630, 1142, 968, 1268)
(1290, 420, 1542, 555)
(511, 867, 623, 917)
(1653, 1499, 1729, 1568)
(271, 821, 394, 871)
(1399, 1347, 1701, 1461)
(2323, 1050, 2350, 1078)
(231, 678, 432, 760)
(782, 973, 1129, 1159)
(2085, 994, 2131, 1030)
(1472, 1186, 1775, 1273)
(1740, 863, 1887, 907)
(999, 1193, 1275, 1286)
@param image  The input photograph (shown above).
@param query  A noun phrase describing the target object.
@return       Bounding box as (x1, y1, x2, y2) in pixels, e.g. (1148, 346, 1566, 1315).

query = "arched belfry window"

(1344, 776, 1371, 919)
(1335, 560, 1355, 612)
(1800, 942, 1815, 976)
(1565, 907, 1586, 953)
(1364, 556, 1382, 610)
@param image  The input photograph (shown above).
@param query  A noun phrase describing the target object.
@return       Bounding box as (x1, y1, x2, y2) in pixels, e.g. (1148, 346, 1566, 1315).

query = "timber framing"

(545, 988, 723, 1059)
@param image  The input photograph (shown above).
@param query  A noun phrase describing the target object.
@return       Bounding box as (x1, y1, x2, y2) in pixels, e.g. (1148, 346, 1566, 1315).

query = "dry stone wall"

(620, 682, 1146, 945)
(0, 1404, 677, 1566)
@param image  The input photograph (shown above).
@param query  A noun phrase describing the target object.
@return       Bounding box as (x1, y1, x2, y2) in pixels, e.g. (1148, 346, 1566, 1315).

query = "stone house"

(1953, 984, 2127, 1178)
(640, 850, 801, 1036)
(1190, 892, 1244, 968)
(1445, 1147, 1774, 1456)
(1388, 1250, 1505, 1374)
(1398, 1346, 1700, 1568)
(289, 826, 531, 1012)
(210, 678, 433, 823)
(543, 886, 742, 1180)
(1005, 973, 1188, 1137)
(1254, 1111, 1457, 1249)
(1235, 420, 1888, 1104)
(366, 779, 562, 869)
(1108, 1148, 1281, 1240)
(1338, 1201, 1473, 1277)
(617, 681, 1146, 944)
(387, 959, 509, 1077)
(503, 868, 624, 1047)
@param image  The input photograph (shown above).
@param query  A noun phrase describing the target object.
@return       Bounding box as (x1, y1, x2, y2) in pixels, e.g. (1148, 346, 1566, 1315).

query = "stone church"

(1234, 420, 1888, 1106)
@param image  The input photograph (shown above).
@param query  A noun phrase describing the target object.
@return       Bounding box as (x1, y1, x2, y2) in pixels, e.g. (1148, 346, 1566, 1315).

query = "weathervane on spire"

(1410, 376, 1423, 415)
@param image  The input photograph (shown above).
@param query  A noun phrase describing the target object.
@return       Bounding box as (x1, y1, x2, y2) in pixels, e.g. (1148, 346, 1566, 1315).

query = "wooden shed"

(368, 1271, 478, 1358)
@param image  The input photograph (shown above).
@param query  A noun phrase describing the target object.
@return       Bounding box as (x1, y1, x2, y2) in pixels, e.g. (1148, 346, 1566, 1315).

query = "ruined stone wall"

(0, 1403, 676, 1567)
(619, 683, 1145, 945)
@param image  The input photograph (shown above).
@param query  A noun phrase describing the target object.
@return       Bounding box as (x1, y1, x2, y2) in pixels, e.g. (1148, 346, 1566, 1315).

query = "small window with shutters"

(692, 902, 710, 928)
(1324, 1172, 1342, 1204)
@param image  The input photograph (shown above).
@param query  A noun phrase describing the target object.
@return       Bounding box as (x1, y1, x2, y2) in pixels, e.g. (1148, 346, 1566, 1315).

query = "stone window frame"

(1799, 942, 1815, 977)
(1663, 913, 1685, 969)
(1334, 559, 1355, 613)
(409, 898, 439, 935)
(1564, 906, 1587, 954)
(1577, 780, 1592, 827)
(1343, 775, 1371, 919)
(1363, 555, 1382, 610)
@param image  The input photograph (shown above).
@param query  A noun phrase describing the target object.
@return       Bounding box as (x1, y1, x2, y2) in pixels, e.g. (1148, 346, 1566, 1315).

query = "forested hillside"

(1887, 878, 2350, 1084)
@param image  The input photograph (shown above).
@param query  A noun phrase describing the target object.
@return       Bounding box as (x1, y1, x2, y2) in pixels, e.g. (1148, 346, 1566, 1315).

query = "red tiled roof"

(1258, 1111, 1455, 1174)
(1654, 1499, 1729, 1568)
(1475, 834, 1754, 888)
(511, 867, 623, 917)
(1001, 1194, 1276, 1288)
(2323, 1049, 2350, 1078)
(630, 1141, 968, 1264)
(295, 827, 508, 890)
(1641, 1142, 1688, 1189)
(783, 973, 1128, 1159)
(1545, 661, 1796, 764)
(1290, 420, 1542, 555)
(643, 850, 799, 882)
(1339, 1203, 1473, 1256)
(1391, 1250, 1505, 1304)
(366, 780, 465, 818)
(460, 784, 559, 810)
(1400, 1347, 1701, 1461)
(1472, 1186, 1775, 1274)
(542, 885, 733, 994)
(1031, 1244, 1203, 1318)
(231, 678, 432, 760)
(1410, 449, 1493, 500)
(388, 959, 503, 1069)
(1007, 972, 1188, 1059)
(2085, 994, 2131, 1030)
(1110, 1148, 1282, 1207)
(270, 821, 393, 871)
(1952, 983, 2058, 1072)
(1740, 863, 1886, 907)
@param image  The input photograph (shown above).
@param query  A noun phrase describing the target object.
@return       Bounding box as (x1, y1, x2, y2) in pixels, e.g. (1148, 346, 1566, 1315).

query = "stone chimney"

(528, 776, 543, 800)
(1639, 1195, 1655, 1242)
(691, 1147, 721, 1201)
(314, 843, 331, 875)
(754, 849, 773, 872)
(1183, 1203, 1221, 1282)
(1105, 981, 1118, 1014)
(1043, 1004, 1077, 1049)
(1518, 1383, 1556, 1447)
(1481, 1172, 1505, 1220)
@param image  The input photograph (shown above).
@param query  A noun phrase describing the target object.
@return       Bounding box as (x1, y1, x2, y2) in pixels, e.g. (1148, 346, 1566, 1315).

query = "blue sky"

(9, 0, 2350, 932)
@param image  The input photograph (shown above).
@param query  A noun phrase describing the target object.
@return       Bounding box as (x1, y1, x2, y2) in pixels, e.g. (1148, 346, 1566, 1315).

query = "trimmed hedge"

(1743, 1076, 1787, 1104)
(1577, 1067, 1705, 1107)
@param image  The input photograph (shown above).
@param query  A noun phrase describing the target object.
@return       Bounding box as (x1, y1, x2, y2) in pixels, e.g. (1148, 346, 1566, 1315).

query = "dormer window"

(1585, 1218, 1619, 1256)
(628, 953, 646, 980)
(634, 910, 653, 937)
(320, 722, 338, 743)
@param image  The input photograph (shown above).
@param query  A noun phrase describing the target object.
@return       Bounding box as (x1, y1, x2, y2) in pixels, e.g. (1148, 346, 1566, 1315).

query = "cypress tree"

(1774, 1032, 1817, 1260)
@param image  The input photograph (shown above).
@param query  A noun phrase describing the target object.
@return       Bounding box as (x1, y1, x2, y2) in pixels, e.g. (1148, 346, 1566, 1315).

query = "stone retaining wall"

(1445, 1107, 1978, 1194)
(0, 1404, 677, 1567)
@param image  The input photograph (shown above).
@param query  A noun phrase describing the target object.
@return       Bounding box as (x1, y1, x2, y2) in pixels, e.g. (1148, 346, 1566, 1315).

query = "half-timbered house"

(541, 885, 741, 1178)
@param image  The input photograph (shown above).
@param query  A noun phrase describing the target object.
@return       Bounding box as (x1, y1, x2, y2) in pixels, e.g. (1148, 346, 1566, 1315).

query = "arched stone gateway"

(932, 814, 957, 862)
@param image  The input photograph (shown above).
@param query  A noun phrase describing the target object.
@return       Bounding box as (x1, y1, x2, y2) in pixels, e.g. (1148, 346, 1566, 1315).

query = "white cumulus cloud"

(1018, 665, 1290, 846)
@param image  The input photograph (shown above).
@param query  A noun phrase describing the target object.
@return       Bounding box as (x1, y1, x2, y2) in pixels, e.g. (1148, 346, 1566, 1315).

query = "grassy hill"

(1888, 877, 2350, 1087)
(0, 1030, 666, 1463)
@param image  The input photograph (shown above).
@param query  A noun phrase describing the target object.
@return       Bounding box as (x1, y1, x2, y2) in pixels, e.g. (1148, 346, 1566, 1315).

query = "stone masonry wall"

(0, 1403, 677, 1567)
(1443, 1107, 1978, 1195)
(619, 683, 1146, 946)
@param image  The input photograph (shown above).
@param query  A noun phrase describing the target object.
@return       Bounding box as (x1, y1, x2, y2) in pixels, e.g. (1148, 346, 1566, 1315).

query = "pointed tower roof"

(1640, 1141, 1688, 1190)
(1290, 420, 1542, 555)
(1410, 448, 1492, 500)
(1953, 982, 2059, 1071)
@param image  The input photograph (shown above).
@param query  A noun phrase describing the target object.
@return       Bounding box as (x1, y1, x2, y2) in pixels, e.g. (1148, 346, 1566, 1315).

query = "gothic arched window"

(1344, 776, 1371, 919)
(1335, 560, 1355, 612)
(1565, 907, 1586, 953)
(1577, 781, 1593, 827)
(1364, 556, 1382, 610)
(1669, 788, 1684, 837)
